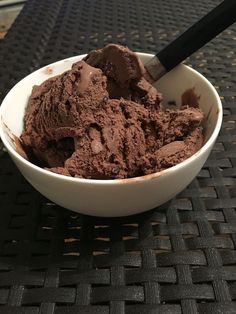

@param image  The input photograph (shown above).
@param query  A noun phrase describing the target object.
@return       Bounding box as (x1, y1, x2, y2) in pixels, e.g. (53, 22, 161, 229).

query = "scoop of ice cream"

(155, 127, 203, 170)
(63, 99, 149, 179)
(84, 44, 162, 108)
(21, 60, 108, 166)
(84, 43, 144, 87)
(21, 44, 204, 179)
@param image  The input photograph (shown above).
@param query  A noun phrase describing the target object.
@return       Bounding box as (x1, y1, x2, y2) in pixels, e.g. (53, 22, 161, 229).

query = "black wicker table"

(0, 0, 236, 313)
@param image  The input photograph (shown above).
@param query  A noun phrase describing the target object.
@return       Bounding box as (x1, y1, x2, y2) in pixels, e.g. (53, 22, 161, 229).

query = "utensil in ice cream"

(145, 0, 236, 81)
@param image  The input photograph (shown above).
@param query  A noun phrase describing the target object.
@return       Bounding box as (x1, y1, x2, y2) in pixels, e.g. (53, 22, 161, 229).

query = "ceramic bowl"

(0, 53, 223, 216)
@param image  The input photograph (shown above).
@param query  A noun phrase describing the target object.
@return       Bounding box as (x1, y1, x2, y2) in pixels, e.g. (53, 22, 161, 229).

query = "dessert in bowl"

(0, 45, 222, 216)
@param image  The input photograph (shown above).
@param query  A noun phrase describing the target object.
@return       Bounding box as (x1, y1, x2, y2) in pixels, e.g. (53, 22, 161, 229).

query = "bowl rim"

(0, 52, 223, 185)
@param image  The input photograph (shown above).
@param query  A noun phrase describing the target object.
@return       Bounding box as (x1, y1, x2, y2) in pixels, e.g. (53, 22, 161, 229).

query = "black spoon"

(145, 0, 236, 81)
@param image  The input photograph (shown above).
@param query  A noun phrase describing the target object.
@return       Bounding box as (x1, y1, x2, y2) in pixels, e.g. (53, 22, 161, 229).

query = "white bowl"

(0, 53, 222, 217)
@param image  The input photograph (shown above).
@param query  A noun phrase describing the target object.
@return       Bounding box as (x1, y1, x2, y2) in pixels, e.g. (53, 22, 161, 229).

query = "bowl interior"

(0, 53, 221, 159)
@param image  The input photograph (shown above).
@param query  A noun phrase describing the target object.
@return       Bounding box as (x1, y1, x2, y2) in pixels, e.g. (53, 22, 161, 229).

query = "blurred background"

(0, 0, 25, 38)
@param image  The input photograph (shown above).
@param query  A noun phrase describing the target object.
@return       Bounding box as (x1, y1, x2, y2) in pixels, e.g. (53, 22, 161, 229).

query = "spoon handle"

(146, 0, 236, 80)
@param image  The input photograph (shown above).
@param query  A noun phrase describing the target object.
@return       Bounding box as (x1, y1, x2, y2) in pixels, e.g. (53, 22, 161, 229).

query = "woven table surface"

(0, 0, 236, 313)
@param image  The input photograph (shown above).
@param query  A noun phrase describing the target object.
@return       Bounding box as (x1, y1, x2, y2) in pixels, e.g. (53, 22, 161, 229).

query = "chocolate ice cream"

(21, 44, 204, 179)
